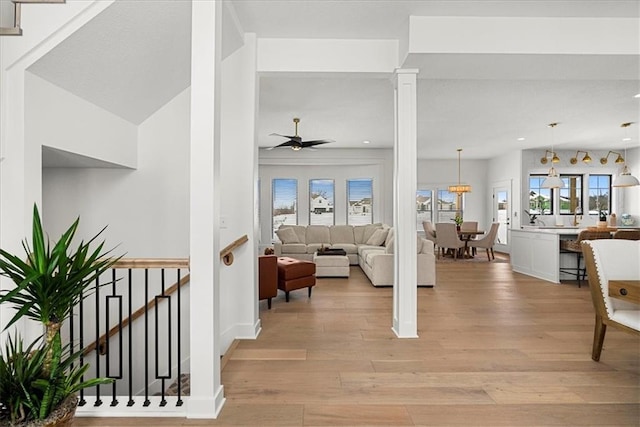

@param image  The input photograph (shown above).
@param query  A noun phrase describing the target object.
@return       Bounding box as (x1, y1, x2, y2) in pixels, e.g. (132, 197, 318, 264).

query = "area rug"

(436, 253, 509, 263)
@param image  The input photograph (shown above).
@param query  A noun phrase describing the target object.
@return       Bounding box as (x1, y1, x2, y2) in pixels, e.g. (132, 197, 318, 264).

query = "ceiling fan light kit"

(268, 117, 334, 151)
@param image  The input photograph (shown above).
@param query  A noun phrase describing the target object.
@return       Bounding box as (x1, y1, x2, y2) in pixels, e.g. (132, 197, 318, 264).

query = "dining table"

(457, 229, 485, 258)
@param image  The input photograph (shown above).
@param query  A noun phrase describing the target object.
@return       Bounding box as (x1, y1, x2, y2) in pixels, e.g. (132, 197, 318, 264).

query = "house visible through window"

(529, 175, 553, 215)
(589, 175, 611, 215)
(347, 179, 373, 225)
(437, 189, 459, 223)
(559, 174, 582, 215)
(272, 179, 297, 240)
(416, 190, 432, 230)
(309, 179, 334, 225)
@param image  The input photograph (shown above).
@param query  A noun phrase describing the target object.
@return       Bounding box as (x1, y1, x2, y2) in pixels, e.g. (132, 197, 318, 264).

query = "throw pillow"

(366, 228, 388, 246)
(276, 227, 299, 244)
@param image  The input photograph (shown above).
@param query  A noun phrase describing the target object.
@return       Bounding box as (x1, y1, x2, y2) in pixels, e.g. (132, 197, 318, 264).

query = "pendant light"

(448, 148, 471, 194)
(541, 123, 565, 189)
(613, 122, 639, 187)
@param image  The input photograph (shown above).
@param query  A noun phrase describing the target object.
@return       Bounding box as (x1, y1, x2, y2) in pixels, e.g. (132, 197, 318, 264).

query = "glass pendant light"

(542, 123, 565, 189)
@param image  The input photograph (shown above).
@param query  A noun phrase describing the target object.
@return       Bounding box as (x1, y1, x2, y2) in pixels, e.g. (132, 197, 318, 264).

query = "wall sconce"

(540, 149, 560, 164)
(599, 151, 625, 165)
(569, 150, 592, 164)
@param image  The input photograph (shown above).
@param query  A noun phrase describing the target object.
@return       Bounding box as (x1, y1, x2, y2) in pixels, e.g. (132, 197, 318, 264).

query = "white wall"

(259, 148, 393, 245)
(42, 88, 190, 256)
(219, 33, 259, 351)
(417, 157, 488, 229)
(622, 146, 640, 224)
(487, 149, 522, 229)
(26, 73, 137, 168)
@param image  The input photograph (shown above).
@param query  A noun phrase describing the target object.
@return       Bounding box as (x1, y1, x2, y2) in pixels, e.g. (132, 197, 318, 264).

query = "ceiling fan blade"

(301, 140, 334, 147)
(269, 133, 296, 139)
(271, 140, 300, 149)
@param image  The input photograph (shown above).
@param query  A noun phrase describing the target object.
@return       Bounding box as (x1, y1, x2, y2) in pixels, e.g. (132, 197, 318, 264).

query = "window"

(529, 175, 553, 215)
(272, 179, 297, 240)
(347, 179, 373, 225)
(588, 175, 611, 215)
(436, 189, 459, 223)
(416, 190, 432, 230)
(309, 179, 334, 225)
(559, 174, 583, 215)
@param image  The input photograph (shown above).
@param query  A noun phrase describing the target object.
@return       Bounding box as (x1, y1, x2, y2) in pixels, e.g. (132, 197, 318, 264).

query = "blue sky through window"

(273, 179, 297, 209)
(348, 179, 372, 202)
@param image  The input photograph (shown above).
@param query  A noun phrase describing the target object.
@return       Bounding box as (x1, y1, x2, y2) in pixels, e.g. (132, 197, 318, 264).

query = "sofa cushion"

(280, 243, 307, 254)
(385, 227, 394, 246)
(276, 227, 299, 244)
(365, 250, 385, 267)
(306, 225, 331, 244)
(306, 243, 326, 254)
(354, 223, 383, 244)
(366, 228, 388, 246)
(330, 225, 355, 244)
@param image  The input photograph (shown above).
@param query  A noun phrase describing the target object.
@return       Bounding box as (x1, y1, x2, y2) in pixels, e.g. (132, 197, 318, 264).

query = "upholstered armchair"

(581, 239, 640, 361)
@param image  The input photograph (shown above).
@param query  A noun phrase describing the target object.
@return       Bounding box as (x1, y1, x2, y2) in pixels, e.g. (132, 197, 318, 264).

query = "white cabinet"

(511, 230, 560, 283)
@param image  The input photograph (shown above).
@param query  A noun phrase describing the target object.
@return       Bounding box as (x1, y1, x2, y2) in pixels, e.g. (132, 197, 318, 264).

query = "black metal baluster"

(79, 289, 86, 406)
(156, 269, 170, 407)
(143, 269, 150, 407)
(94, 276, 102, 407)
(127, 269, 134, 407)
(176, 268, 183, 406)
(107, 270, 120, 406)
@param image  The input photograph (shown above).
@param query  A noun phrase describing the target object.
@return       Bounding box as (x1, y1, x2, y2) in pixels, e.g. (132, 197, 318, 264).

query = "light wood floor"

(74, 256, 640, 426)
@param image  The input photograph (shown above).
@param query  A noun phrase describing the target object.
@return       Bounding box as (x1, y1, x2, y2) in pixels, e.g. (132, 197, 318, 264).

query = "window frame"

(272, 178, 298, 240)
(347, 178, 373, 225)
(528, 174, 554, 215)
(588, 174, 612, 216)
(309, 179, 335, 225)
(558, 174, 583, 215)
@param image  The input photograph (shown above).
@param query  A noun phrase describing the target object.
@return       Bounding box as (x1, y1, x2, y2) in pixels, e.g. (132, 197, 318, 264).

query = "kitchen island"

(511, 227, 581, 284)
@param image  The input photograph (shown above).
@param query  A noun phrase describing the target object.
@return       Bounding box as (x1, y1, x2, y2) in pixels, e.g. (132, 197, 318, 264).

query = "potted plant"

(0, 205, 119, 426)
(452, 215, 463, 231)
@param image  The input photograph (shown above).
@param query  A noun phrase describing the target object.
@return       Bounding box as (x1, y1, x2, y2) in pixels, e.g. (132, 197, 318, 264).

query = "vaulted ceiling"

(28, 0, 640, 161)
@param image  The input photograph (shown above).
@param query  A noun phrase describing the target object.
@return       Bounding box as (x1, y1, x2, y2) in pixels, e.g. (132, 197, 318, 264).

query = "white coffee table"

(313, 252, 350, 278)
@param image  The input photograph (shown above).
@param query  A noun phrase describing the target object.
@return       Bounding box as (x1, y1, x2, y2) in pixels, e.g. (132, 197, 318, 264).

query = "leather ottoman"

(277, 257, 316, 302)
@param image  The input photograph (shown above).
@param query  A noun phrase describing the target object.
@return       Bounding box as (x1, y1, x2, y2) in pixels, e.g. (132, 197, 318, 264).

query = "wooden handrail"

(112, 258, 189, 269)
(82, 272, 190, 356)
(220, 234, 248, 266)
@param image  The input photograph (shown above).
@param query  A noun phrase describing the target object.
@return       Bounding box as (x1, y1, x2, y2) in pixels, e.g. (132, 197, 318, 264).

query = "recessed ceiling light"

(635, 93, 640, 98)
(362, 140, 370, 144)
(517, 137, 525, 141)
(623, 137, 631, 141)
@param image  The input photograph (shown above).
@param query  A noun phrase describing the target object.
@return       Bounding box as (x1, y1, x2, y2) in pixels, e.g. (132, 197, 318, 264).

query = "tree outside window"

(588, 175, 611, 215)
(559, 174, 582, 215)
(529, 175, 553, 215)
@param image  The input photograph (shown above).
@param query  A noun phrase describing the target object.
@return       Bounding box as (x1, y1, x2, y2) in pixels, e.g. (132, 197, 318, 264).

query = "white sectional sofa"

(274, 224, 436, 287)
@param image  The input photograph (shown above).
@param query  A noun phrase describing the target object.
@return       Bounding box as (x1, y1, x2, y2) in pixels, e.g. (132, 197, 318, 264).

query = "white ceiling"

(28, 0, 640, 163)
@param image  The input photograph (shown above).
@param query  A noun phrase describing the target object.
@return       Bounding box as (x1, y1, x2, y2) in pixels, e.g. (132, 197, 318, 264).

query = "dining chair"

(460, 221, 478, 255)
(559, 230, 611, 287)
(581, 239, 640, 361)
(468, 222, 500, 261)
(613, 230, 640, 240)
(422, 221, 438, 256)
(435, 223, 466, 260)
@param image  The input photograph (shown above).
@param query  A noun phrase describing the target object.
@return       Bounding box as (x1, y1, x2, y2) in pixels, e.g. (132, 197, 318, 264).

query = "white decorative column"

(392, 69, 418, 338)
(188, 0, 224, 418)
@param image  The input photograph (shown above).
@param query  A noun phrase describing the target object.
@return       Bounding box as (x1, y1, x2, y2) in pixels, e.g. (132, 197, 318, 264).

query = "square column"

(188, 0, 225, 418)
(392, 69, 419, 338)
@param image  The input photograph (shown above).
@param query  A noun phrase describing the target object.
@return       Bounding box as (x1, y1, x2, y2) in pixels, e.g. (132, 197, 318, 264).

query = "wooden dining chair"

(468, 223, 500, 261)
(435, 223, 466, 260)
(581, 239, 640, 361)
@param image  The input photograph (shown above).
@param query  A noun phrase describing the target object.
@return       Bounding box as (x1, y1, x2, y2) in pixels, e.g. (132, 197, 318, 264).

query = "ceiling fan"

(267, 118, 334, 151)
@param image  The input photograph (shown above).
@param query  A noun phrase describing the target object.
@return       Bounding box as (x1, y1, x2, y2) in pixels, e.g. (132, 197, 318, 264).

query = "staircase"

(0, 0, 65, 36)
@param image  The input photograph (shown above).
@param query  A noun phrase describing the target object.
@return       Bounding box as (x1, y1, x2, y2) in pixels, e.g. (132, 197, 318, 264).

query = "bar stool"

(559, 230, 611, 287)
